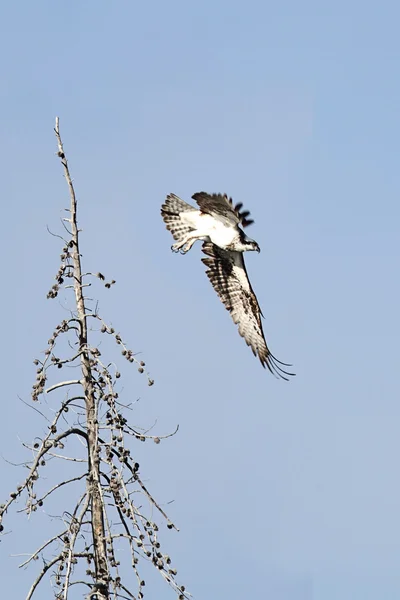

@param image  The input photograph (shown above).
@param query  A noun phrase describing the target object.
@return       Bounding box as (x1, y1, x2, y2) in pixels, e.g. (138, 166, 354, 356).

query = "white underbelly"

(182, 211, 236, 247)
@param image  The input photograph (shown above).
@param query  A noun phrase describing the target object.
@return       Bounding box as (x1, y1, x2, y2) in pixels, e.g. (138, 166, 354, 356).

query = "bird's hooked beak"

(255, 243, 261, 253)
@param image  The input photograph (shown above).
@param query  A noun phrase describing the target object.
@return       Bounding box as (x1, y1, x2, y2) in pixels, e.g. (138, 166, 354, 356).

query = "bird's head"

(239, 229, 260, 253)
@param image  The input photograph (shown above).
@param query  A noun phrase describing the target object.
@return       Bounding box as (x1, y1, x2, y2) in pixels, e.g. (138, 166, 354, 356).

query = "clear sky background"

(2, 1, 400, 599)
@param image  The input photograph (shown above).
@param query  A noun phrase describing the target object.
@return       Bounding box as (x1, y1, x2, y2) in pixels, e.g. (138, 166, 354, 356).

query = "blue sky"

(2, 1, 400, 598)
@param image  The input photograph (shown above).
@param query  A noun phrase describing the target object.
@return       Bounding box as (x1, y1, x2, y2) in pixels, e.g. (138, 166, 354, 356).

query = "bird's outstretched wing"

(201, 242, 294, 379)
(192, 192, 254, 228)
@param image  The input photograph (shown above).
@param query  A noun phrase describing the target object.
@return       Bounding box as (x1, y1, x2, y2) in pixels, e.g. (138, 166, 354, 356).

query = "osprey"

(161, 192, 294, 379)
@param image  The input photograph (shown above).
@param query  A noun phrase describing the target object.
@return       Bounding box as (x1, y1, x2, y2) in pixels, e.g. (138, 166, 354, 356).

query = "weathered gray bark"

(55, 118, 109, 598)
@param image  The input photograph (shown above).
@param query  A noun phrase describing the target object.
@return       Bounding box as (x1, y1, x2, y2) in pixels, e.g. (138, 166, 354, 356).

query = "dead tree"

(0, 118, 187, 600)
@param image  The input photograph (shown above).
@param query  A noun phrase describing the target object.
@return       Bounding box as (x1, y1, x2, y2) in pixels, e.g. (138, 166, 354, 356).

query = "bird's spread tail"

(161, 193, 195, 243)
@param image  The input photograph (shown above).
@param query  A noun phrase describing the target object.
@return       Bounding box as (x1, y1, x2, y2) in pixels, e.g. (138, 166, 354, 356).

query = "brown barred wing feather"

(201, 242, 294, 379)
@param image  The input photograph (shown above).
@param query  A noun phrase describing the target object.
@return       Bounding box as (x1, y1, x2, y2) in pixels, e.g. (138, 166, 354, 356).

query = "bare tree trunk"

(54, 118, 109, 598)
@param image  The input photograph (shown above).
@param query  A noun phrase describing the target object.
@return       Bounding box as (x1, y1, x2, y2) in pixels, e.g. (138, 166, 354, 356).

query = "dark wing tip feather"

(262, 353, 296, 381)
(232, 198, 255, 228)
(237, 320, 295, 381)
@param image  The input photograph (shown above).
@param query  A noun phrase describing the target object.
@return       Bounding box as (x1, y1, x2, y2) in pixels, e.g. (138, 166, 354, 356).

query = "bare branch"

(18, 530, 69, 568)
(46, 380, 82, 394)
(17, 474, 87, 514)
(63, 492, 91, 599)
(26, 553, 64, 600)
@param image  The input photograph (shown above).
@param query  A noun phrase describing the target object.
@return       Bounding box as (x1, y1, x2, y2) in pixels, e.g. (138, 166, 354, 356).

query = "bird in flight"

(161, 192, 294, 380)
